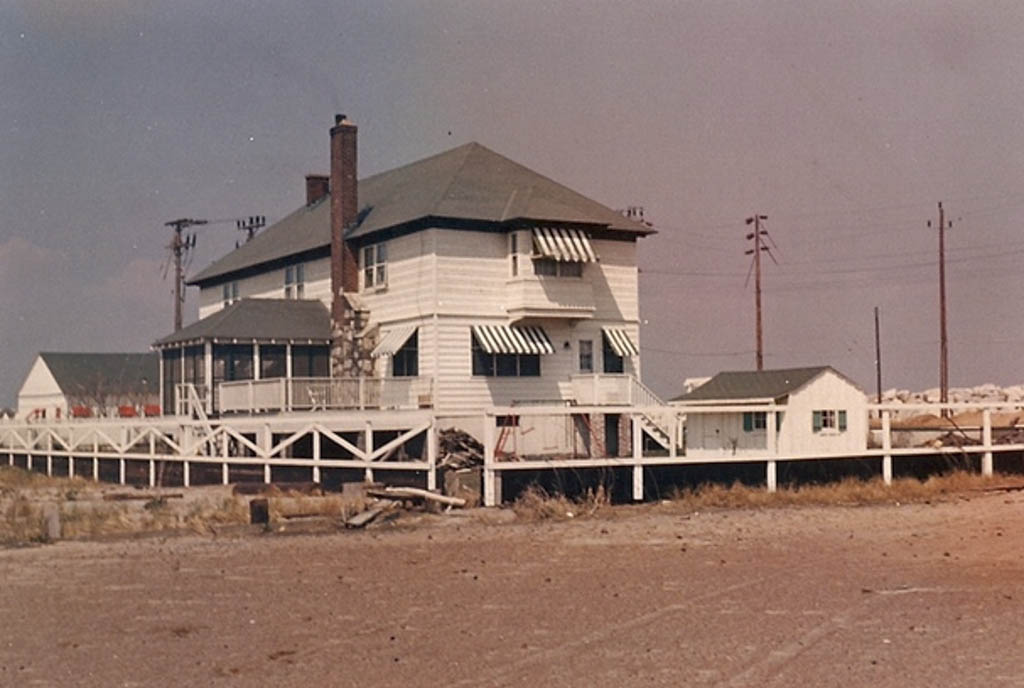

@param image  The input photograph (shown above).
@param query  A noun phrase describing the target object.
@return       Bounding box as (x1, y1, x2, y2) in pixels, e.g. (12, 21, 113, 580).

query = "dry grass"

(666, 470, 1000, 511)
(512, 484, 611, 521)
(0, 467, 251, 544)
(509, 471, 1005, 522)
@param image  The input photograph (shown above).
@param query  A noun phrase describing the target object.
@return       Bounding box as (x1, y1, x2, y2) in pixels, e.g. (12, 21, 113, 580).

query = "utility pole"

(928, 202, 951, 417)
(164, 218, 206, 332)
(236, 216, 266, 244)
(745, 214, 775, 370)
(874, 306, 882, 406)
(162, 214, 266, 331)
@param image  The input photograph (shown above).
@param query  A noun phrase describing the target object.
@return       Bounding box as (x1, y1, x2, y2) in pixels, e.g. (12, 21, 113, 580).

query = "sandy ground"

(2, 491, 1024, 687)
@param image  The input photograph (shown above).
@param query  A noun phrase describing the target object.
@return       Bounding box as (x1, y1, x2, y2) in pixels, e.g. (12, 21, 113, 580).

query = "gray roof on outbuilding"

(189, 141, 653, 285)
(154, 298, 331, 347)
(672, 366, 851, 402)
(39, 352, 159, 397)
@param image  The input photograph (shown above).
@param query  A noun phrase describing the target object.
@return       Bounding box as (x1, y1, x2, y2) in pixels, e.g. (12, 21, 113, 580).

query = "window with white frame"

(742, 411, 767, 432)
(578, 340, 593, 373)
(533, 258, 583, 278)
(471, 335, 540, 377)
(222, 281, 239, 307)
(284, 264, 305, 299)
(509, 233, 519, 277)
(362, 242, 387, 289)
(812, 409, 848, 433)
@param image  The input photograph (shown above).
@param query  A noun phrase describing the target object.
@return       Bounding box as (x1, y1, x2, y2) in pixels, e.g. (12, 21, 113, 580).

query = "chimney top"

(334, 113, 353, 127)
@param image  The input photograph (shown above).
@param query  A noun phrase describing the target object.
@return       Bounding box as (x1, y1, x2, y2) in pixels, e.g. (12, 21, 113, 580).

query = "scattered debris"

(367, 486, 467, 508)
(345, 503, 396, 529)
(438, 428, 483, 469)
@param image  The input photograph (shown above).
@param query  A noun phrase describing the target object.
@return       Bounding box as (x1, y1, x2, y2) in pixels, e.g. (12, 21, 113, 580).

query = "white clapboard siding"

(192, 225, 642, 411)
(358, 231, 438, 323)
(16, 356, 66, 419)
(589, 238, 639, 322)
(779, 370, 867, 455)
(197, 256, 333, 319)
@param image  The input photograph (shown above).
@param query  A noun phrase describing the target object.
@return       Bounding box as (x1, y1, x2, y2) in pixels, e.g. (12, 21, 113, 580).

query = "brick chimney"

(305, 174, 329, 205)
(330, 114, 359, 301)
(328, 114, 374, 378)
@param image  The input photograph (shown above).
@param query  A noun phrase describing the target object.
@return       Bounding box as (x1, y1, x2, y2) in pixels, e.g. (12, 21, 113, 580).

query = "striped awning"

(602, 327, 639, 357)
(371, 325, 417, 358)
(472, 325, 555, 355)
(532, 227, 598, 263)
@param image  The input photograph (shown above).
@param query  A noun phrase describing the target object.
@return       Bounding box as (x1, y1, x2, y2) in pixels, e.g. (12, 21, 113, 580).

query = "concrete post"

(426, 422, 437, 492)
(312, 428, 321, 484)
(483, 413, 497, 506)
(632, 414, 643, 501)
(982, 408, 993, 477)
(363, 420, 374, 483)
(882, 410, 892, 486)
(766, 460, 777, 493)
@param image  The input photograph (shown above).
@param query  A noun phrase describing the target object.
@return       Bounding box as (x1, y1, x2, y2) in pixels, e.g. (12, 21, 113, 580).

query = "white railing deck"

(570, 373, 666, 406)
(217, 376, 433, 414)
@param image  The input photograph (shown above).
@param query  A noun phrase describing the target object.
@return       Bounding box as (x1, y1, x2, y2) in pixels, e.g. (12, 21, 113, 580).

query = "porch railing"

(570, 374, 666, 407)
(217, 377, 433, 414)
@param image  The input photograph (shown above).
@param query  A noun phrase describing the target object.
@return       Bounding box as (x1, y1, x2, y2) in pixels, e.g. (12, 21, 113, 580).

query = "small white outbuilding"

(671, 366, 867, 458)
(16, 352, 159, 420)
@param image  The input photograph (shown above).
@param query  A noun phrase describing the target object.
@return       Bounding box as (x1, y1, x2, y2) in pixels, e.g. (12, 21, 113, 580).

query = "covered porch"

(154, 299, 431, 415)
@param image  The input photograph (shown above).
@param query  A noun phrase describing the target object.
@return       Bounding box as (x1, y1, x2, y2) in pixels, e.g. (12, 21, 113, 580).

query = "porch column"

(285, 343, 293, 412)
(766, 406, 778, 456)
(253, 343, 261, 380)
(204, 341, 214, 415)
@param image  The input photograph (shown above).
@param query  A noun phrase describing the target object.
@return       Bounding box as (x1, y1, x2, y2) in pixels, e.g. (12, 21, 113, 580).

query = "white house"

(155, 115, 656, 436)
(16, 352, 159, 420)
(671, 366, 867, 458)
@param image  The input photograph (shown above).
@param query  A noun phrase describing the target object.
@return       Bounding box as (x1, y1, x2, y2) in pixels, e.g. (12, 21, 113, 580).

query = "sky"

(3, 0, 1024, 406)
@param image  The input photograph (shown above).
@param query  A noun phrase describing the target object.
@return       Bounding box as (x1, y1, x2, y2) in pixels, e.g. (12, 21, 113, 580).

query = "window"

(533, 258, 582, 278)
(259, 345, 287, 379)
(284, 264, 305, 299)
(291, 345, 330, 378)
(362, 242, 387, 289)
(471, 335, 541, 377)
(392, 330, 418, 377)
(213, 344, 253, 383)
(184, 345, 204, 386)
(222, 281, 239, 306)
(812, 409, 848, 433)
(742, 411, 767, 432)
(509, 233, 519, 277)
(578, 340, 594, 373)
(602, 334, 624, 374)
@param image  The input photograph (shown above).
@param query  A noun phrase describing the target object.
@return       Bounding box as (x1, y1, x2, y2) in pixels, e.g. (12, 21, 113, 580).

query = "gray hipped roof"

(672, 366, 848, 402)
(154, 298, 331, 347)
(189, 141, 653, 285)
(39, 352, 159, 397)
